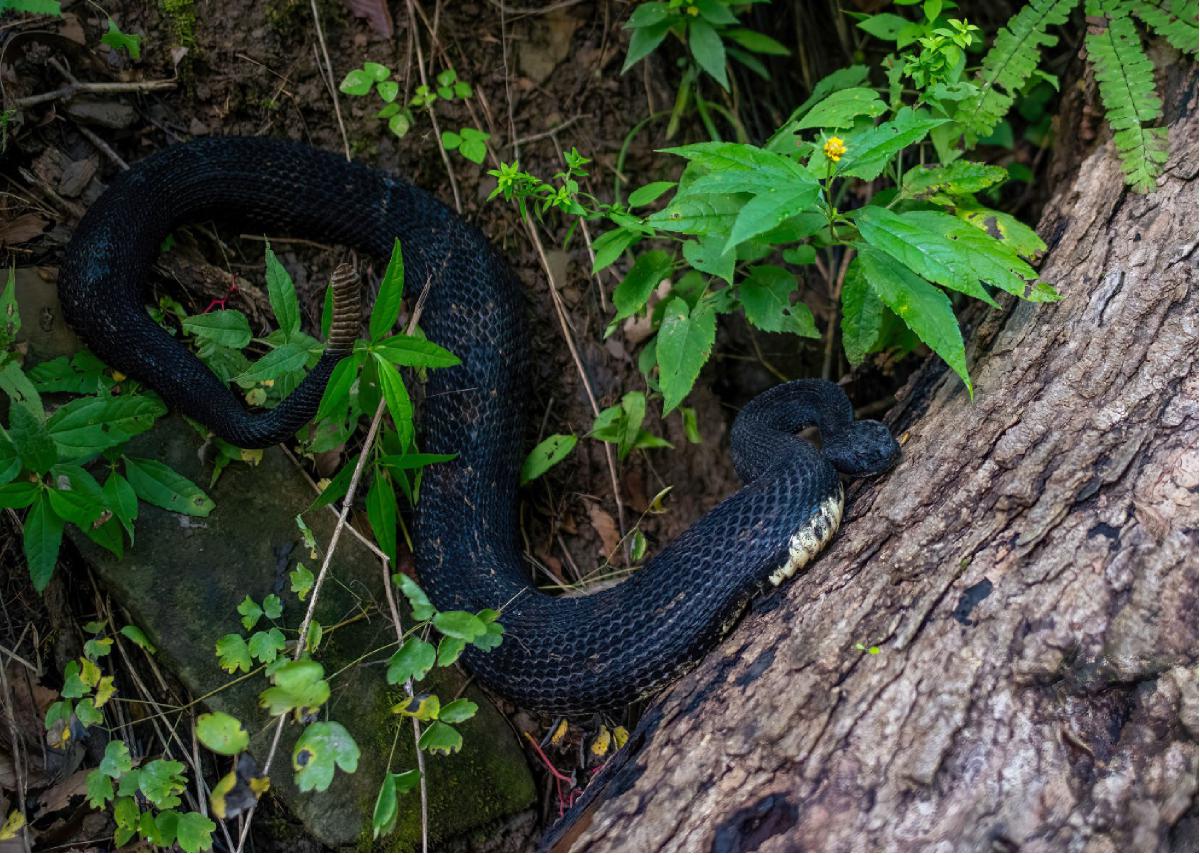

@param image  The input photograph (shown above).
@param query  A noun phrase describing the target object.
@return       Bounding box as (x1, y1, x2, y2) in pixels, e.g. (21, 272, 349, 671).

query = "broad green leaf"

(725, 27, 789, 55)
(23, 492, 63, 591)
(366, 473, 398, 563)
(234, 341, 309, 385)
(739, 266, 819, 337)
(86, 769, 114, 809)
(8, 404, 55, 473)
(900, 161, 1009, 198)
(118, 624, 155, 653)
(1, 361, 44, 420)
(647, 193, 742, 236)
(124, 457, 214, 516)
(290, 563, 315, 600)
(519, 434, 577, 485)
(99, 739, 134, 778)
(682, 235, 735, 284)
(438, 698, 478, 724)
(853, 206, 998, 305)
(688, 19, 728, 89)
(841, 257, 885, 365)
(795, 87, 887, 129)
(293, 721, 359, 792)
(373, 355, 414, 445)
(835, 108, 948, 181)
(372, 334, 459, 368)
(103, 473, 138, 540)
(666, 142, 817, 195)
(433, 610, 486, 641)
(46, 395, 165, 462)
(138, 759, 186, 809)
(437, 635, 466, 666)
(854, 244, 971, 392)
(181, 310, 251, 347)
(315, 354, 361, 421)
(0, 480, 39, 509)
(768, 64, 871, 150)
(339, 69, 374, 96)
(370, 239, 405, 341)
(417, 721, 462, 755)
(611, 250, 673, 328)
(248, 628, 286, 664)
(725, 186, 822, 254)
(955, 202, 1048, 261)
(656, 298, 716, 415)
(264, 243, 300, 339)
(260, 660, 330, 717)
(196, 712, 249, 755)
(237, 596, 263, 631)
(591, 227, 638, 273)
(386, 637, 436, 685)
(215, 634, 252, 674)
(172, 812, 216, 854)
(857, 12, 910, 41)
(902, 211, 1040, 299)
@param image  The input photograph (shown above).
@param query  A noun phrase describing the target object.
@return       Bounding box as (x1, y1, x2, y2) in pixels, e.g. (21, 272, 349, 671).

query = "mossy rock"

(72, 417, 535, 849)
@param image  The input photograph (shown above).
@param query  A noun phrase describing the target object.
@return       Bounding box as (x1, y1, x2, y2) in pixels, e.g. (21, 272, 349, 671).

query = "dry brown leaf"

(0, 214, 48, 247)
(587, 502, 620, 558)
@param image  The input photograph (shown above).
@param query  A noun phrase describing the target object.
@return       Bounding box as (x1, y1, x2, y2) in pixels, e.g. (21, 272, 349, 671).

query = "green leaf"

(656, 297, 716, 415)
(0, 480, 39, 509)
(432, 610, 486, 641)
(591, 228, 638, 273)
(900, 161, 1010, 198)
(182, 310, 252, 348)
(173, 812, 216, 854)
(237, 596, 263, 631)
(647, 192, 742, 236)
(955, 203, 1047, 262)
(395, 693, 440, 720)
(519, 434, 577, 485)
(138, 759, 186, 809)
(248, 628, 286, 664)
(370, 239, 405, 341)
(739, 265, 819, 337)
(196, 711, 249, 755)
(8, 404, 55, 474)
(376, 80, 399, 102)
(293, 721, 360, 792)
(99, 739, 133, 778)
(371, 334, 460, 368)
(611, 250, 674, 328)
(366, 473, 398, 563)
(103, 473, 138, 540)
(264, 242, 301, 339)
(100, 18, 141, 59)
(437, 635, 466, 666)
(853, 244, 971, 393)
(86, 769, 114, 809)
(417, 721, 462, 755)
(795, 87, 888, 129)
(840, 258, 885, 365)
(386, 637, 436, 685)
(725, 27, 788, 55)
(857, 12, 911, 41)
(853, 206, 998, 306)
(394, 574, 435, 621)
(23, 492, 62, 591)
(688, 19, 728, 89)
(622, 18, 671, 72)
(46, 395, 165, 462)
(682, 235, 735, 283)
(290, 563, 315, 600)
(767, 64, 871, 150)
(373, 355, 414, 444)
(124, 457, 214, 516)
(60, 661, 86, 698)
(0, 361, 43, 420)
(725, 186, 822, 254)
(119, 624, 155, 653)
(1131, 0, 1199, 55)
(234, 341, 309, 385)
(834, 108, 948, 181)
(339, 69, 374, 96)
(215, 634, 252, 674)
(260, 660, 330, 717)
(627, 181, 676, 207)
(437, 698, 478, 724)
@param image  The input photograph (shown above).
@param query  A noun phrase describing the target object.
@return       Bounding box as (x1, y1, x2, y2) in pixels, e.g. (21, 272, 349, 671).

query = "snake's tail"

(326, 263, 362, 355)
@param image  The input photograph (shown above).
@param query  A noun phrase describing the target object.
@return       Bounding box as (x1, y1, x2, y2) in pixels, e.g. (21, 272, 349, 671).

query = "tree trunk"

(551, 66, 1199, 853)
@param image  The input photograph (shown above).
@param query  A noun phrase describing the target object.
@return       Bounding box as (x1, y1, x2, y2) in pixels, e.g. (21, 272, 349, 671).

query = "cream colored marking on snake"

(767, 485, 845, 587)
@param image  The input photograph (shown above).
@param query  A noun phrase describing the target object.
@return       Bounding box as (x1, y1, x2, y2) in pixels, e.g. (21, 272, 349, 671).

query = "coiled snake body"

(59, 138, 899, 714)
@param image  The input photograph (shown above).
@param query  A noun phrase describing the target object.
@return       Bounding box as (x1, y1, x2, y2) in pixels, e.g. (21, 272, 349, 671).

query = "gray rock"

(72, 418, 535, 848)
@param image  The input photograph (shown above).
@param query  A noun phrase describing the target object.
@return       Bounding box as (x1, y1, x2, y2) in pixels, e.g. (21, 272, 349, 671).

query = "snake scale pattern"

(58, 137, 899, 714)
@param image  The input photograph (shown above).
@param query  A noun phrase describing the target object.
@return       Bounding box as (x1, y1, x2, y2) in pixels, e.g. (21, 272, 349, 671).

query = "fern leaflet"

(1085, 0, 1169, 192)
(958, 0, 1079, 137)
(1130, 0, 1199, 55)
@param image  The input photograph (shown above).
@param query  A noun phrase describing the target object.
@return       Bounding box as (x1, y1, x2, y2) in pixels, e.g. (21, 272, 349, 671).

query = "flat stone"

(72, 418, 535, 848)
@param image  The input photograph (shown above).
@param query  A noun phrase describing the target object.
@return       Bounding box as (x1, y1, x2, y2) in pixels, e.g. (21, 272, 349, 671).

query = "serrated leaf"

(293, 721, 359, 792)
(215, 635, 251, 674)
(900, 161, 1010, 198)
(417, 720, 462, 755)
(23, 493, 62, 591)
(854, 244, 971, 393)
(264, 243, 300, 338)
(834, 108, 948, 181)
(796, 87, 888, 129)
(370, 239, 405, 341)
(124, 457, 214, 516)
(841, 257, 885, 365)
(387, 637, 436, 685)
(647, 192, 742, 235)
(46, 395, 165, 462)
(656, 298, 715, 415)
(611, 249, 674, 329)
(260, 660, 330, 716)
(394, 573, 435, 620)
(739, 265, 819, 337)
(248, 628, 286, 664)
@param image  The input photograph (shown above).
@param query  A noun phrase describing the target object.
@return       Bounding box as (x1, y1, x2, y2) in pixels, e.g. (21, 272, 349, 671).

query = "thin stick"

(309, 0, 351, 161)
(12, 76, 175, 108)
(405, 0, 462, 212)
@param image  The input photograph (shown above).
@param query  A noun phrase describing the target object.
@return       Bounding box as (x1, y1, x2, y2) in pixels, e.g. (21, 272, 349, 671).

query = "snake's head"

(821, 420, 900, 478)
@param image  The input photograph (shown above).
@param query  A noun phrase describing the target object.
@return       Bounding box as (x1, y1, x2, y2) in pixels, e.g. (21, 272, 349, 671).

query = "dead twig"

(309, 0, 351, 160)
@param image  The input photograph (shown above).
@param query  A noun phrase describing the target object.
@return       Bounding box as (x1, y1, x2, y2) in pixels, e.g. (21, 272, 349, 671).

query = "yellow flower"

(686, 5, 699, 15)
(823, 136, 847, 162)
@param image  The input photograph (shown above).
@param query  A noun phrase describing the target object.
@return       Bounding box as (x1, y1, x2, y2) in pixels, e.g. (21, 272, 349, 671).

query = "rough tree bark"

(552, 65, 1199, 853)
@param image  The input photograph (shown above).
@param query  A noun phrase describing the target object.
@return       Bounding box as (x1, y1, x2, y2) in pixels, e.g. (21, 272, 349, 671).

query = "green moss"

(161, 0, 196, 47)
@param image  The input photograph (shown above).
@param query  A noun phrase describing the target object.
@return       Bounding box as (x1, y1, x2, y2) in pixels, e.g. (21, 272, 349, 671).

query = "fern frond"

(958, 0, 1079, 136)
(1131, 0, 1199, 55)
(1085, 1, 1169, 192)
